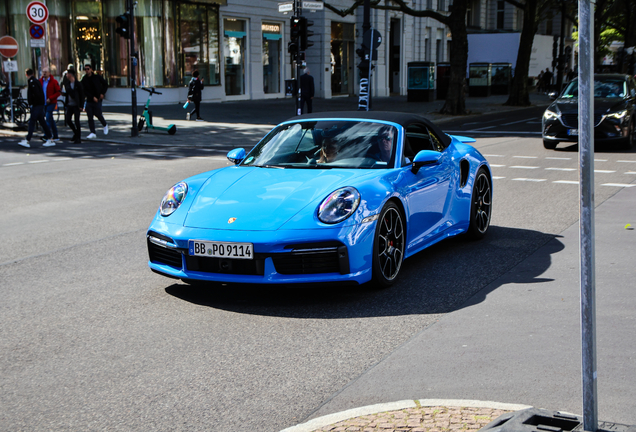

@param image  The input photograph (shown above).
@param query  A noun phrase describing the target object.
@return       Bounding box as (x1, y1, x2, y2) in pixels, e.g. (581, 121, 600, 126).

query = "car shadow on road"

(165, 225, 564, 319)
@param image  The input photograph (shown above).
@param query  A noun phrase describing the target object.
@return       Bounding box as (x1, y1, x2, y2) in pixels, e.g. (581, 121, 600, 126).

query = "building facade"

(1, 0, 451, 104)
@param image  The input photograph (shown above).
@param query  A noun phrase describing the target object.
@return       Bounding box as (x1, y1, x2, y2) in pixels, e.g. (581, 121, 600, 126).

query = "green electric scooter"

(138, 87, 177, 135)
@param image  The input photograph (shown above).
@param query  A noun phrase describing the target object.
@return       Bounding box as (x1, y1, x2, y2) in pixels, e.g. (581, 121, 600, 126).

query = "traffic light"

(288, 17, 301, 59)
(300, 17, 314, 51)
(116, 12, 130, 39)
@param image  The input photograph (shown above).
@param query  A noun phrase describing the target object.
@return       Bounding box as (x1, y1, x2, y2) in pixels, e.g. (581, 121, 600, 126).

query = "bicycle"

(52, 100, 65, 126)
(0, 86, 29, 126)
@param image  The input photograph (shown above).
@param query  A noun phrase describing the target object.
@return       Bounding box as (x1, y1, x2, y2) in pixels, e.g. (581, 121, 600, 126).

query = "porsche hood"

(184, 167, 368, 230)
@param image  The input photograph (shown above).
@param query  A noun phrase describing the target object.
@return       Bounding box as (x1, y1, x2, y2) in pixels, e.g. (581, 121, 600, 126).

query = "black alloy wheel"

(466, 168, 492, 240)
(370, 202, 405, 288)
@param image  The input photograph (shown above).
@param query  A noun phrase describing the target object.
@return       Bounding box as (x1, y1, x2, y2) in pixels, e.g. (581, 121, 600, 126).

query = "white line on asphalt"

(28, 160, 48, 164)
(2, 162, 25, 166)
(626, 172, 636, 175)
(483, 154, 505, 157)
(513, 155, 538, 159)
(594, 159, 608, 162)
(594, 170, 616, 173)
(513, 178, 547, 182)
(492, 176, 506, 179)
(502, 118, 537, 126)
(602, 183, 636, 188)
(510, 166, 540, 169)
(553, 180, 579, 184)
(545, 157, 572, 160)
(54, 158, 73, 161)
(490, 164, 506, 167)
(546, 167, 576, 171)
(617, 160, 636, 163)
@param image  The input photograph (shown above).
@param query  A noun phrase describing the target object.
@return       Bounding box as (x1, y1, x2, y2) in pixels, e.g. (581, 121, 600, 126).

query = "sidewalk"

(0, 94, 551, 149)
(281, 185, 636, 431)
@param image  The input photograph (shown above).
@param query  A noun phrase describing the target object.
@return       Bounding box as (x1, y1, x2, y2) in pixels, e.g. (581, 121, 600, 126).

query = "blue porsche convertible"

(147, 112, 492, 287)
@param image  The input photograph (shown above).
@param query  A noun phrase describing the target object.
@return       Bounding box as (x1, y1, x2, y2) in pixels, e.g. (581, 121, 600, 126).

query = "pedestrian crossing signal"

(116, 12, 130, 39)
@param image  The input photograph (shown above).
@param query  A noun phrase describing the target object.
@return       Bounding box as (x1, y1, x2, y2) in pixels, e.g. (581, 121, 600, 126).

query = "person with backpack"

(18, 69, 54, 148)
(186, 70, 204, 121)
(81, 64, 109, 139)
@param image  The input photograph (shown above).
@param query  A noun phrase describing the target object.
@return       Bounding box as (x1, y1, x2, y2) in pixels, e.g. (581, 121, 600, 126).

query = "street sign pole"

(129, 0, 138, 137)
(578, 0, 598, 430)
(295, 0, 302, 116)
(9, 61, 14, 124)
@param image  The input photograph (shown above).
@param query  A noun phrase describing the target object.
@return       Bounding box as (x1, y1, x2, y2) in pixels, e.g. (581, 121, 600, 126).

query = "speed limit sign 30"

(26, 1, 49, 25)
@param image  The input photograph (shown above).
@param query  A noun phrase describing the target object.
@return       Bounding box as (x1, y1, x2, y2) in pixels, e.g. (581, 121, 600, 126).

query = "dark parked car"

(542, 74, 636, 150)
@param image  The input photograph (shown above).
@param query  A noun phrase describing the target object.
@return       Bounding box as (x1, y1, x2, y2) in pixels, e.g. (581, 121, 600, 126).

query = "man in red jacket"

(39, 67, 61, 141)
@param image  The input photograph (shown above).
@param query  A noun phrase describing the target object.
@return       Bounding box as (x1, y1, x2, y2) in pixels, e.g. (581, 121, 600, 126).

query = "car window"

(404, 124, 446, 162)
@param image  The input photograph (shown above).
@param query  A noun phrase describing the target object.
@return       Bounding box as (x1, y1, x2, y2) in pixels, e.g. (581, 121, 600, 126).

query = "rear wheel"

(543, 139, 557, 149)
(138, 117, 145, 132)
(370, 202, 405, 288)
(466, 168, 492, 240)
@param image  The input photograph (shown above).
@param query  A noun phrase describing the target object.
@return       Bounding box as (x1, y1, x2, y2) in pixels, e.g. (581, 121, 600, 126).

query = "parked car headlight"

(604, 110, 628, 120)
(318, 187, 361, 224)
(160, 182, 188, 217)
(543, 109, 560, 121)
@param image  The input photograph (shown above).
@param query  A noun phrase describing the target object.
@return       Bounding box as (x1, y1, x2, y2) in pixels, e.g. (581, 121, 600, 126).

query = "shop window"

(224, 18, 246, 96)
(262, 22, 281, 94)
(180, 3, 221, 87)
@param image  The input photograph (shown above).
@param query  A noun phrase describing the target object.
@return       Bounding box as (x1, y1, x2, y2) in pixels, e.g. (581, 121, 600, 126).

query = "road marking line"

(546, 167, 576, 171)
(2, 162, 25, 166)
(28, 160, 49, 164)
(625, 172, 636, 175)
(594, 159, 608, 162)
(510, 166, 540, 169)
(546, 157, 571, 160)
(553, 180, 579, 184)
(490, 164, 506, 167)
(492, 176, 506, 179)
(513, 178, 547, 182)
(502, 118, 537, 126)
(602, 183, 635, 188)
(483, 154, 504, 157)
(54, 158, 73, 162)
(512, 155, 538, 159)
(594, 170, 616, 173)
(617, 160, 636, 163)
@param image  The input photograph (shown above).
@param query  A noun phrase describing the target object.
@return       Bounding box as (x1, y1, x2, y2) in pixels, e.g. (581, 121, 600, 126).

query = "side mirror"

(227, 148, 246, 165)
(548, 91, 558, 100)
(411, 150, 441, 174)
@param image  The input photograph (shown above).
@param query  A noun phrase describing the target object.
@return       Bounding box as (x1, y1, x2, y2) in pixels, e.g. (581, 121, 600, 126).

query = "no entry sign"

(26, 1, 49, 25)
(0, 35, 19, 58)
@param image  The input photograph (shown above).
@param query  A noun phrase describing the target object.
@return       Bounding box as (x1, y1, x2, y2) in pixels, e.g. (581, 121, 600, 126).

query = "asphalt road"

(1, 122, 634, 431)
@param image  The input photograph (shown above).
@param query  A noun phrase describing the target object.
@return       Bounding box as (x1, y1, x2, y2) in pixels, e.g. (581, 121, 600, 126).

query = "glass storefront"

(331, 22, 354, 95)
(262, 22, 281, 94)
(223, 18, 246, 96)
(1, 0, 222, 88)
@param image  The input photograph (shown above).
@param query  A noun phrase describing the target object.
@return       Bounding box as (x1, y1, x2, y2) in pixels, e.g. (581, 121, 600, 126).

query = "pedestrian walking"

(300, 67, 315, 114)
(186, 70, 204, 121)
(18, 69, 54, 148)
(536, 70, 544, 93)
(40, 67, 61, 142)
(543, 68, 553, 93)
(60, 63, 75, 88)
(81, 64, 109, 139)
(61, 69, 85, 144)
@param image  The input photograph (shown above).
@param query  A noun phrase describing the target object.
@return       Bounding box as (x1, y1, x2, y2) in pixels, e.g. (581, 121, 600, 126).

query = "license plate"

(188, 240, 253, 259)
(568, 129, 579, 136)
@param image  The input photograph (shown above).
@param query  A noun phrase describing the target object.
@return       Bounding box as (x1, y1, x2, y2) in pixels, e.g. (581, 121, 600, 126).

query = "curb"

(280, 399, 533, 432)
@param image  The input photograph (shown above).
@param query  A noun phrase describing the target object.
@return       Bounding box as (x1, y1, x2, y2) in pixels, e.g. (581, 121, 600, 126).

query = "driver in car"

(318, 138, 339, 163)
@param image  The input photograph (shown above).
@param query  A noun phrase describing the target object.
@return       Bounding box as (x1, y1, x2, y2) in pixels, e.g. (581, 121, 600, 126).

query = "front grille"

(185, 255, 266, 276)
(561, 113, 603, 128)
(272, 246, 348, 275)
(148, 239, 183, 268)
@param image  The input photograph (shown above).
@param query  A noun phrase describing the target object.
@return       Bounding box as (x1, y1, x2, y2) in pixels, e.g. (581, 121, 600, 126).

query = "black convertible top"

(290, 111, 452, 148)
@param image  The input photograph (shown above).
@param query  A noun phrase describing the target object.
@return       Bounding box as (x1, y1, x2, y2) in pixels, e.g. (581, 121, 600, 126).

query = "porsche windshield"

(242, 120, 398, 169)
(561, 78, 628, 99)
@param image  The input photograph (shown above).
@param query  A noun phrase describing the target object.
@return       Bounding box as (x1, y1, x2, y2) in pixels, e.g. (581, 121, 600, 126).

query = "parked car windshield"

(241, 120, 398, 169)
(561, 77, 628, 99)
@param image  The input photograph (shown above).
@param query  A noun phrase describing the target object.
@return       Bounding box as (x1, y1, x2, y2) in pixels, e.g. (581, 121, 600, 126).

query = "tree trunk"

(441, 0, 469, 115)
(505, 0, 539, 106)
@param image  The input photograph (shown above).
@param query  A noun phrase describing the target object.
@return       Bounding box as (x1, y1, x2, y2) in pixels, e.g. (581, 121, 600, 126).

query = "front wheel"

(466, 168, 492, 240)
(370, 202, 405, 288)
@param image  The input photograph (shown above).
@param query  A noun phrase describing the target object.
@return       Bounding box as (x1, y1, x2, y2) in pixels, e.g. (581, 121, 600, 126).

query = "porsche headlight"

(543, 109, 560, 121)
(318, 187, 361, 224)
(604, 110, 628, 120)
(160, 182, 188, 217)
